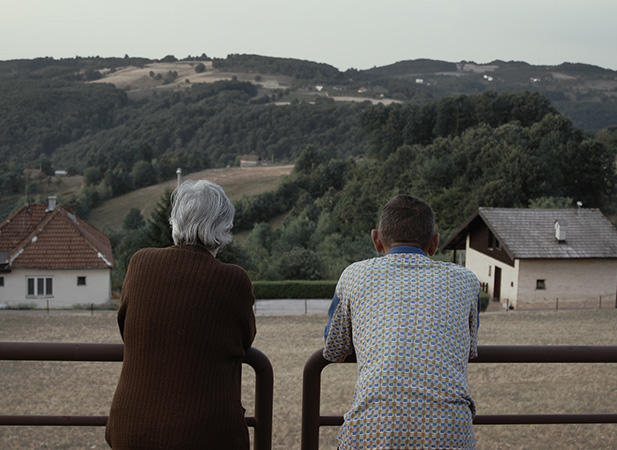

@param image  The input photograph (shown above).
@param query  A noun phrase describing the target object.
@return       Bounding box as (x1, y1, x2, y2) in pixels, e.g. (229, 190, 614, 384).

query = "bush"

(480, 291, 490, 312)
(252, 280, 336, 299)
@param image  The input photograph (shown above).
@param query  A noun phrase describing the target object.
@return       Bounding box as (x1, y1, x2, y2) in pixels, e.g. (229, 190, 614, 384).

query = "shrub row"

(253, 281, 493, 313)
(252, 280, 337, 299)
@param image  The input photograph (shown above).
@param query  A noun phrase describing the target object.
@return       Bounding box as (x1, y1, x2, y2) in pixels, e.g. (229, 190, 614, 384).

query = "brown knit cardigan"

(106, 244, 256, 450)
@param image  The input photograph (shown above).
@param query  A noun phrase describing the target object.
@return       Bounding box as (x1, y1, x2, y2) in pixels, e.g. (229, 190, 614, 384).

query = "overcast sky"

(2, 0, 616, 71)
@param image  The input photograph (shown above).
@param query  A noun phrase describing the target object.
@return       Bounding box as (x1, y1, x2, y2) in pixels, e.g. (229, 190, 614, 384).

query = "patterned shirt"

(323, 246, 480, 450)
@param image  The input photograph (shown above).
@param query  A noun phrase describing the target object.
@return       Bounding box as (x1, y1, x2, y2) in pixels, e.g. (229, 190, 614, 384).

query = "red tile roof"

(0, 203, 114, 269)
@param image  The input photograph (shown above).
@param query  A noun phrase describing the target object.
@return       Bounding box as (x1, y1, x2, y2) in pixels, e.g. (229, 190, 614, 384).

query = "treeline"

(0, 56, 153, 80)
(213, 54, 346, 81)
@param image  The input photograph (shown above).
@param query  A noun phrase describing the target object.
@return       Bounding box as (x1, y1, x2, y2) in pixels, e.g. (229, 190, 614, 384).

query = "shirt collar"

(387, 245, 426, 256)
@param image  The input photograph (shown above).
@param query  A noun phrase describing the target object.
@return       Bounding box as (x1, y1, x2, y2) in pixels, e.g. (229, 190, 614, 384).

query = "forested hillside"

(221, 90, 616, 281)
(104, 90, 617, 287)
(1, 54, 617, 288)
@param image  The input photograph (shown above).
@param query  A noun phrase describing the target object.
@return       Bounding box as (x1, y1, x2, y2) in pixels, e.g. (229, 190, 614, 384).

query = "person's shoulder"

(218, 260, 250, 275)
(434, 260, 479, 282)
(339, 256, 380, 279)
(216, 259, 252, 283)
(129, 247, 165, 262)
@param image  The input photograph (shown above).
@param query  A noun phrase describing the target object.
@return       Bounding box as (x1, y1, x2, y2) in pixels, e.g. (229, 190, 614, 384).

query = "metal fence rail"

(301, 345, 617, 450)
(0, 342, 273, 450)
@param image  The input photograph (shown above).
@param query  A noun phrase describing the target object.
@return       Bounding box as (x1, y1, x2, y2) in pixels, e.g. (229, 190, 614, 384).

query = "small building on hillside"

(0, 196, 114, 308)
(440, 207, 617, 309)
(240, 154, 262, 167)
(23, 168, 43, 179)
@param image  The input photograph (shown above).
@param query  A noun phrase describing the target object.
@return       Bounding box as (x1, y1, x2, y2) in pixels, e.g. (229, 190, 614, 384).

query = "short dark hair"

(378, 195, 435, 249)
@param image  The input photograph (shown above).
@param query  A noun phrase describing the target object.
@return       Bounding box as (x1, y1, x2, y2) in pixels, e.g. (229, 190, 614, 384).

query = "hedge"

(254, 281, 492, 313)
(252, 280, 337, 299)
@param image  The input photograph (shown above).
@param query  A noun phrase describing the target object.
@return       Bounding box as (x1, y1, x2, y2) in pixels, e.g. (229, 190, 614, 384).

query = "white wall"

(516, 259, 617, 309)
(0, 268, 111, 308)
(465, 246, 519, 306)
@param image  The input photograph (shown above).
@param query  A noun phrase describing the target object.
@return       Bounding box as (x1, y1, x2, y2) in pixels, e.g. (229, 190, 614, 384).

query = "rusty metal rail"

(0, 342, 273, 450)
(302, 345, 617, 450)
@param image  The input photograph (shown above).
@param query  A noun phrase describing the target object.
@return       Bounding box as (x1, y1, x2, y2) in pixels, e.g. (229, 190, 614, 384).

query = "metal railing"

(301, 345, 617, 450)
(0, 342, 273, 450)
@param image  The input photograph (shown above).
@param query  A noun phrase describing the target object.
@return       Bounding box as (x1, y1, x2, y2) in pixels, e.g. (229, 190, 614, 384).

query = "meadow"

(0, 308, 616, 449)
(86, 165, 294, 231)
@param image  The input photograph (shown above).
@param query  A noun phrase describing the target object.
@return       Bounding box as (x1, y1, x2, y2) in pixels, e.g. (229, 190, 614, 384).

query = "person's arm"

(117, 299, 127, 341)
(116, 252, 140, 341)
(323, 289, 354, 362)
(241, 273, 257, 352)
(323, 292, 340, 341)
(469, 288, 481, 360)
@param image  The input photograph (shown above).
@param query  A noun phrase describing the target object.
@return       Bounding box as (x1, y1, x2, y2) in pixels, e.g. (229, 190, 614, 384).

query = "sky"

(2, 0, 617, 71)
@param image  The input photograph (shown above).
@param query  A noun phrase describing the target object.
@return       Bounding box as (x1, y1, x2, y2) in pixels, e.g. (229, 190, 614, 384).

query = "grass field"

(0, 309, 616, 449)
(87, 165, 294, 231)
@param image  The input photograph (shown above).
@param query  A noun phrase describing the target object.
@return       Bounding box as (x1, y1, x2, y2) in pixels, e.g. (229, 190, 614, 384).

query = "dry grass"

(87, 165, 293, 231)
(0, 309, 616, 449)
(89, 61, 294, 93)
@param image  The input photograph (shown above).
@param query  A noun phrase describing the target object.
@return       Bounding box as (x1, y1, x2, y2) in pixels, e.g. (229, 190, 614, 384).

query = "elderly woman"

(106, 180, 256, 450)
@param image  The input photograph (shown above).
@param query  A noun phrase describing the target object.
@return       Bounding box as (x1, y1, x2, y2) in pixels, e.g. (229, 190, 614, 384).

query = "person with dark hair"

(106, 180, 256, 450)
(323, 194, 481, 450)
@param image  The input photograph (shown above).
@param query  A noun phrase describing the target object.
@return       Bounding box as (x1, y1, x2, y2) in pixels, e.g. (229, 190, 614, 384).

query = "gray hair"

(170, 179, 235, 249)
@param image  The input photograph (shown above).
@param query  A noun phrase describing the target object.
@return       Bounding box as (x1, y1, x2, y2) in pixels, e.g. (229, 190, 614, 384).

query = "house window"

(26, 276, 53, 297)
(536, 279, 546, 290)
(77, 276, 86, 286)
(0, 276, 4, 287)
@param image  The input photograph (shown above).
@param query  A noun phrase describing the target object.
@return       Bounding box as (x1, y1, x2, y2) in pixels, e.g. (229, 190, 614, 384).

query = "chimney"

(47, 196, 57, 212)
(554, 219, 567, 242)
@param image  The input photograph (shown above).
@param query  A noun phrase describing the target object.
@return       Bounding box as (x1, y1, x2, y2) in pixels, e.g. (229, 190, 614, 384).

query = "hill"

(1, 54, 616, 226)
(87, 165, 294, 231)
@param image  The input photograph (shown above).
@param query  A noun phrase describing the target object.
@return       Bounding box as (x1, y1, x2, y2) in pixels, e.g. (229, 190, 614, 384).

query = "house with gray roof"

(440, 207, 617, 309)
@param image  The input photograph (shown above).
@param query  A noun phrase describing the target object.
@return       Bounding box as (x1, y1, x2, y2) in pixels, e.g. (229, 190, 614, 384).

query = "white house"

(0, 197, 114, 308)
(440, 207, 617, 309)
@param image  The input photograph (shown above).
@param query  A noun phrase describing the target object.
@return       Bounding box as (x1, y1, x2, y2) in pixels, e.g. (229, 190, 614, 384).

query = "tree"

(123, 208, 145, 230)
(194, 63, 206, 73)
(83, 166, 103, 186)
(145, 189, 174, 248)
(131, 160, 157, 188)
(38, 156, 54, 176)
(529, 197, 574, 209)
(273, 248, 326, 280)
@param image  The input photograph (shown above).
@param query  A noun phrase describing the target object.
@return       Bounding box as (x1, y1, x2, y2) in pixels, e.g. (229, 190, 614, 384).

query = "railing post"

(244, 347, 274, 450)
(301, 349, 326, 450)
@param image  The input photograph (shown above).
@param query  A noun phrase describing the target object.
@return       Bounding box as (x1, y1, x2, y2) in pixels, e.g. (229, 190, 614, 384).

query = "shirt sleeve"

(323, 287, 354, 363)
(469, 287, 481, 360)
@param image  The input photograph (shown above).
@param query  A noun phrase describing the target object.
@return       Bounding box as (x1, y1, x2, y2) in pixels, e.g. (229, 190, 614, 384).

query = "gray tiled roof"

(478, 207, 617, 259)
